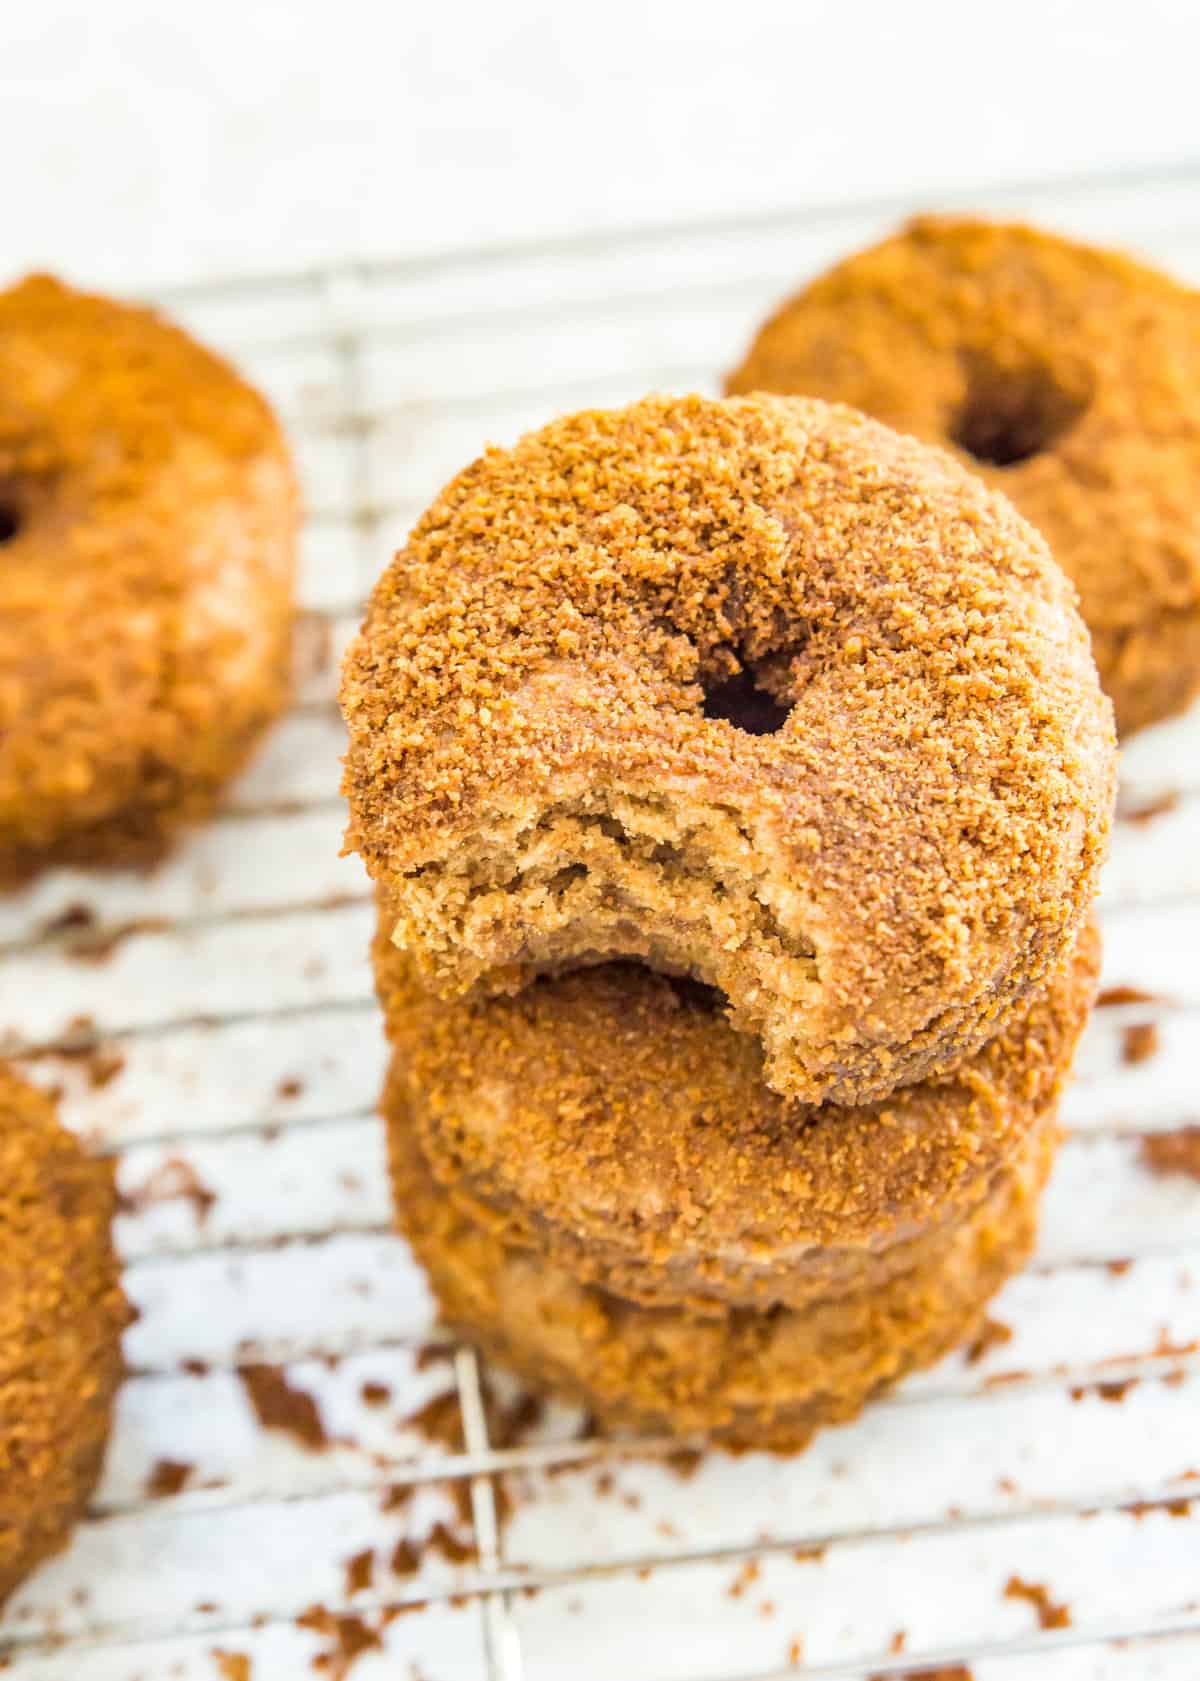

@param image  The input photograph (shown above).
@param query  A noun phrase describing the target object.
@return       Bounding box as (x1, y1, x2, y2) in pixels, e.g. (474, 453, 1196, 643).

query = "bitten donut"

(375, 909, 1097, 1315)
(344, 393, 1114, 1104)
(0, 274, 298, 882)
(0, 1066, 129, 1607)
(727, 216, 1200, 735)
(387, 1075, 1055, 1452)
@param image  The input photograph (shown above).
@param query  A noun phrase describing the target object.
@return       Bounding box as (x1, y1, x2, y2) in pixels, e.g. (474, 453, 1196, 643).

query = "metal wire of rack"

(4, 161, 1200, 1680)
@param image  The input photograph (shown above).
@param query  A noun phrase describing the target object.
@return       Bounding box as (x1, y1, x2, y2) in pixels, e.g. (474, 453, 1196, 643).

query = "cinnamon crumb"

(1140, 1127, 1200, 1183)
(295, 1606, 382, 1679)
(212, 1654, 252, 1681)
(1004, 1574, 1071, 1629)
(119, 1156, 216, 1224)
(1097, 985, 1158, 1006)
(965, 1315, 1013, 1364)
(240, 1364, 329, 1450)
(728, 1559, 761, 1599)
(1121, 790, 1180, 825)
(343, 1549, 373, 1597)
(1121, 1022, 1159, 1064)
(145, 1458, 193, 1498)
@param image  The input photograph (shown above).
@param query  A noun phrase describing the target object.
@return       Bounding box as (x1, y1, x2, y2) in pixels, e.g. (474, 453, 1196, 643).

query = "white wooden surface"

(5, 1, 1200, 294)
(3, 173, 1200, 1679)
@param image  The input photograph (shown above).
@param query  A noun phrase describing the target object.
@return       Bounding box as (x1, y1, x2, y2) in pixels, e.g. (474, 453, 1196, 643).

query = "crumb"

(1004, 1575, 1071, 1629)
(1121, 790, 1180, 825)
(390, 1538, 420, 1577)
(402, 1389, 463, 1451)
(344, 1549, 374, 1596)
(85, 1047, 126, 1089)
(874, 1669, 973, 1681)
(240, 1364, 329, 1450)
(296, 1606, 382, 1680)
(118, 1156, 217, 1224)
(965, 1316, 1013, 1364)
(424, 1520, 476, 1566)
(212, 1654, 252, 1681)
(277, 1076, 304, 1100)
(1097, 985, 1158, 1006)
(1124, 1495, 1193, 1518)
(1107, 1258, 1132, 1277)
(788, 1637, 804, 1666)
(65, 916, 171, 965)
(145, 1458, 193, 1498)
(360, 1380, 391, 1408)
(1121, 1022, 1159, 1064)
(1140, 1128, 1200, 1183)
(728, 1559, 761, 1599)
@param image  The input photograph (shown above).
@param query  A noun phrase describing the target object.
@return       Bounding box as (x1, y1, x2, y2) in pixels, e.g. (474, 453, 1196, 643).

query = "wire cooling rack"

(5, 161, 1200, 1681)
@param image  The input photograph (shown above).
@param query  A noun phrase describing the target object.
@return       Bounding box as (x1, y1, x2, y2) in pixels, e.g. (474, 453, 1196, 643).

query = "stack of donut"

(343, 391, 1116, 1451)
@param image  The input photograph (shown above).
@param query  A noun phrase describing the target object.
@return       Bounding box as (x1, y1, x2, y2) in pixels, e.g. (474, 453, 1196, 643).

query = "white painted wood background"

(3, 15, 1200, 1679)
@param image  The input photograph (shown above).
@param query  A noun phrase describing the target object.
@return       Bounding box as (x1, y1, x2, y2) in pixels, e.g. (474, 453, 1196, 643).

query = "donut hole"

(661, 972, 726, 1014)
(702, 666, 790, 735)
(952, 353, 1087, 467)
(0, 501, 20, 545)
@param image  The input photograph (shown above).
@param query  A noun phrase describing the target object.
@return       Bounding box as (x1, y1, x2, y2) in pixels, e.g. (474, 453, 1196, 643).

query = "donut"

(726, 216, 1200, 736)
(386, 1072, 1055, 1451)
(374, 908, 1096, 1315)
(0, 1066, 128, 1607)
(343, 393, 1114, 1105)
(0, 274, 298, 882)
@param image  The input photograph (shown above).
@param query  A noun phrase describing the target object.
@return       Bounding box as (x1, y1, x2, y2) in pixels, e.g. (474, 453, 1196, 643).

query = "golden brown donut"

(386, 1072, 1055, 1453)
(0, 1065, 129, 1607)
(344, 392, 1114, 1104)
(374, 907, 1097, 1315)
(0, 274, 298, 882)
(726, 216, 1200, 735)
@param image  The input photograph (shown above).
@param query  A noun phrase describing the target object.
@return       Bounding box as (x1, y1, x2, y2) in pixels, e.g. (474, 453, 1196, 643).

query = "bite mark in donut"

(343, 393, 1115, 1104)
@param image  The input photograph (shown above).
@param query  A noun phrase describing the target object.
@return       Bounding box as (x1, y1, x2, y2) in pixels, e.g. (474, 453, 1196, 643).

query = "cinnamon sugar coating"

(0, 1065, 129, 1606)
(344, 393, 1114, 1103)
(727, 216, 1200, 735)
(0, 274, 298, 882)
(386, 1068, 1056, 1452)
(375, 909, 1097, 1315)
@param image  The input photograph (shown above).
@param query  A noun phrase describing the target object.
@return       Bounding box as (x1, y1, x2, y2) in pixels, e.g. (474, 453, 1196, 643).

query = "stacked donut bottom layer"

(377, 915, 1098, 1453)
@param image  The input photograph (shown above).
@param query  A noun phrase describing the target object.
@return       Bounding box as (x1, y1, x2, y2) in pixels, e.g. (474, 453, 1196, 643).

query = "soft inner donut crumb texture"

(343, 393, 1115, 1104)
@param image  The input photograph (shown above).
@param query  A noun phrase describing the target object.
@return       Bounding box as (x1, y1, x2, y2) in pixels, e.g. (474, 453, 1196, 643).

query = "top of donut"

(726, 216, 1200, 645)
(0, 273, 281, 482)
(343, 394, 1113, 1016)
(0, 274, 296, 863)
